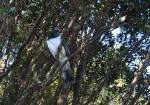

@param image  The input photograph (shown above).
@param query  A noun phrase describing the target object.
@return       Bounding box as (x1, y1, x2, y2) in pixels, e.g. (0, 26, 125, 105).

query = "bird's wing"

(61, 36, 71, 57)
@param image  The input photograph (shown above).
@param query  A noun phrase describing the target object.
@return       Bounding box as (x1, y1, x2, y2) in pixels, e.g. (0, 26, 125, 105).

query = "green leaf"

(0, 43, 3, 48)
(0, 6, 16, 14)
(10, 7, 16, 12)
(0, 7, 9, 14)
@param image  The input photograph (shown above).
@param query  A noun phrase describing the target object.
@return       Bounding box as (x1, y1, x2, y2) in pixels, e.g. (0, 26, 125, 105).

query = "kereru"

(47, 28, 74, 88)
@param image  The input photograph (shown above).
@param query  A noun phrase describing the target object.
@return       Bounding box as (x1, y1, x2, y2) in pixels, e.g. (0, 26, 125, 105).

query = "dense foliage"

(0, 0, 150, 105)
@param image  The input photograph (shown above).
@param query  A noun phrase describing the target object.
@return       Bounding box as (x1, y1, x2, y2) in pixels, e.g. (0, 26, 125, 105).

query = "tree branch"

(0, 0, 53, 81)
(122, 46, 150, 105)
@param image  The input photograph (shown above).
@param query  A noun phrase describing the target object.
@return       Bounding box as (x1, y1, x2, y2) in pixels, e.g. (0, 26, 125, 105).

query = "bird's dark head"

(48, 28, 61, 39)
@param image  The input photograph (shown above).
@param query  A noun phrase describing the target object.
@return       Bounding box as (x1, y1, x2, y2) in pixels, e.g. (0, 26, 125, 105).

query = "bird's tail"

(62, 69, 75, 89)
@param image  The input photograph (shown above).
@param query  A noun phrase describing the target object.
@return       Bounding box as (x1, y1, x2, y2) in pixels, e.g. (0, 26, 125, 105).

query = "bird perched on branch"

(47, 28, 74, 88)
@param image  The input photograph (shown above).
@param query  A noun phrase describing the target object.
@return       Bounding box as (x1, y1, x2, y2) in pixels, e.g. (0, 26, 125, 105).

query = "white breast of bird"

(47, 35, 61, 57)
